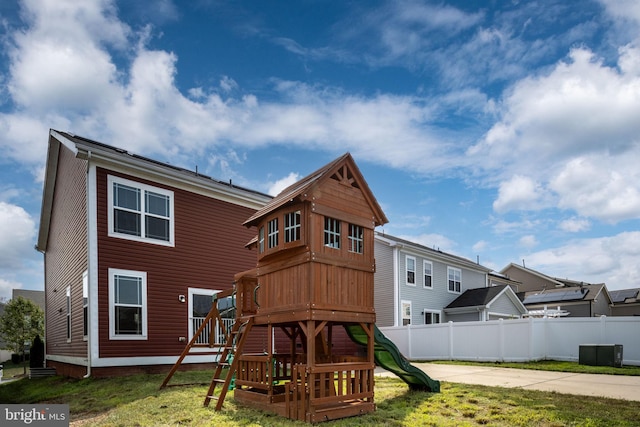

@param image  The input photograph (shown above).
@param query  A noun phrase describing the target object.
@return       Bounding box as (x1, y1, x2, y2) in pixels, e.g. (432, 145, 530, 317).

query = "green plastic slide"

(344, 324, 440, 392)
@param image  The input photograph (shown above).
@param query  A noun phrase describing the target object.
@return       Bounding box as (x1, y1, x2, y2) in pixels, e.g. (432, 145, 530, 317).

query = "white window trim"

(401, 300, 412, 326)
(107, 175, 175, 247)
(447, 266, 462, 294)
(423, 309, 442, 324)
(405, 255, 416, 286)
(423, 260, 433, 289)
(187, 287, 219, 342)
(108, 268, 148, 340)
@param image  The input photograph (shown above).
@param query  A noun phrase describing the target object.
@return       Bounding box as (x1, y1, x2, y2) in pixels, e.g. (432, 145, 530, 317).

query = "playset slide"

(344, 324, 440, 392)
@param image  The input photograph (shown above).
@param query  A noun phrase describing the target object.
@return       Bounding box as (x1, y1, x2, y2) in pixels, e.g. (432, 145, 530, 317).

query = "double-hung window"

(423, 261, 433, 288)
(108, 175, 174, 246)
(324, 217, 340, 249)
(348, 224, 363, 253)
(448, 267, 461, 293)
(109, 269, 147, 340)
(406, 256, 416, 286)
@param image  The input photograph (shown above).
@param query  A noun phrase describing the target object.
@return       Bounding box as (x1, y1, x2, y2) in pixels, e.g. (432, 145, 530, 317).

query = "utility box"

(579, 344, 623, 367)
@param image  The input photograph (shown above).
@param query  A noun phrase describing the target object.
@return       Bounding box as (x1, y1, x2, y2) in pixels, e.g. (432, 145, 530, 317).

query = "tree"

(0, 296, 45, 375)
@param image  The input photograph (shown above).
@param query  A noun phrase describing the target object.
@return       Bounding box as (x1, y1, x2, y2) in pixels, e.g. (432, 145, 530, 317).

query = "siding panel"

(45, 145, 88, 359)
(96, 168, 259, 358)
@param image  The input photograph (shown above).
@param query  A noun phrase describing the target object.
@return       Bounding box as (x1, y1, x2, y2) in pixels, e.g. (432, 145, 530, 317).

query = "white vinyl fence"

(380, 316, 640, 366)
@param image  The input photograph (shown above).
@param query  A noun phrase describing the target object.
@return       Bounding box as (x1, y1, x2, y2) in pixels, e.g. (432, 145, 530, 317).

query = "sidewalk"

(375, 363, 640, 402)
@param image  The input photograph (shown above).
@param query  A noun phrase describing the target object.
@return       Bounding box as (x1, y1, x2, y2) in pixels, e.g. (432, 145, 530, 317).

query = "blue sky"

(1, 0, 640, 301)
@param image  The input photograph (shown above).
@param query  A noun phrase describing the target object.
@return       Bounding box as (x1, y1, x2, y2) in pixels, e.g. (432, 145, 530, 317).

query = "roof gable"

(37, 130, 272, 252)
(445, 285, 527, 315)
(500, 263, 565, 287)
(375, 232, 492, 273)
(446, 285, 507, 309)
(243, 153, 388, 227)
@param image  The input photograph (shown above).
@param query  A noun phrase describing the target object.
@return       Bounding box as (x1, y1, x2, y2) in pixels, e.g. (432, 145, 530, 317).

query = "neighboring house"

(444, 285, 527, 322)
(12, 289, 45, 312)
(520, 284, 612, 317)
(500, 263, 612, 317)
(0, 301, 10, 363)
(374, 232, 493, 327)
(500, 263, 566, 293)
(36, 130, 271, 378)
(488, 271, 521, 292)
(609, 288, 640, 316)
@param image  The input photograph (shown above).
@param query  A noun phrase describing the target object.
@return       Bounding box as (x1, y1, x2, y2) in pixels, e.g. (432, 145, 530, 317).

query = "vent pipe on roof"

(522, 259, 526, 268)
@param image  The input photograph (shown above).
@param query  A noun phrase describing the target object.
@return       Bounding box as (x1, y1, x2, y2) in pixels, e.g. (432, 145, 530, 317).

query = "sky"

(1, 0, 640, 301)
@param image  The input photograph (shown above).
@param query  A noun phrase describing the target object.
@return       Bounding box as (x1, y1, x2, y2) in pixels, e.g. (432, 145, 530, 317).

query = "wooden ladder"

(160, 288, 235, 389)
(204, 316, 254, 410)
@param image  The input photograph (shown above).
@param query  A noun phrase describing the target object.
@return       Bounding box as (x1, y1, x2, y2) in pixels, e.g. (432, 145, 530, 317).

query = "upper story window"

(406, 256, 416, 286)
(109, 268, 147, 340)
(108, 175, 174, 246)
(348, 224, 363, 253)
(284, 211, 301, 243)
(267, 218, 279, 248)
(423, 261, 433, 288)
(448, 267, 461, 293)
(324, 217, 340, 249)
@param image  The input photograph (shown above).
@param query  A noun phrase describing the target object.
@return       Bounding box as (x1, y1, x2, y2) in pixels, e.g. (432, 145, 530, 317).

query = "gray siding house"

(374, 232, 494, 327)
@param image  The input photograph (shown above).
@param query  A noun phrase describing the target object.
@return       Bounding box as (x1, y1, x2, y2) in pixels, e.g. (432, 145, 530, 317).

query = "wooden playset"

(162, 153, 439, 423)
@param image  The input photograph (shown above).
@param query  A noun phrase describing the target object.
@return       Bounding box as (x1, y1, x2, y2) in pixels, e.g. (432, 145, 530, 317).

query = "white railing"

(191, 317, 235, 345)
(380, 316, 640, 366)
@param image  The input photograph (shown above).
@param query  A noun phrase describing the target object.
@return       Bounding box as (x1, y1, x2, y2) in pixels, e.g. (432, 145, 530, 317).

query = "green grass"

(428, 360, 640, 376)
(1, 370, 638, 426)
(1, 359, 29, 379)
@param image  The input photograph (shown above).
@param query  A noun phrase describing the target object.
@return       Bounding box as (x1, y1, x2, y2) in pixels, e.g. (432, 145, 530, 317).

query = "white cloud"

(493, 175, 549, 213)
(0, 278, 21, 303)
(518, 234, 538, 248)
(524, 231, 640, 289)
(599, 0, 640, 25)
(267, 172, 301, 196)
(550, 155, 640, 222)
(471, 46, 640, 222)
(0, 202, 36, 269)
(472, 240, 487, 252)
(558, 217, 591, 233)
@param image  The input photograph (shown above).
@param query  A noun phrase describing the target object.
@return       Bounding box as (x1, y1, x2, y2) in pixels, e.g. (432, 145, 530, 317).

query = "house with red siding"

(36, 130, 271, 377)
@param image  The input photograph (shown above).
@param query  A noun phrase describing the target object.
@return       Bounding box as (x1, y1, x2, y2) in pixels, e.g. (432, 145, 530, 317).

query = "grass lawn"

(426, 360, 640, 376)
(1, 359, 29, 379)
(429, 360, 640, 376)
(1, 368, 639, 426)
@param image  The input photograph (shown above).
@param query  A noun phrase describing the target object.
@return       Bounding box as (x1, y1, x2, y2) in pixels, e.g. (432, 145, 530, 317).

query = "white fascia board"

(74, 142, 271, 210)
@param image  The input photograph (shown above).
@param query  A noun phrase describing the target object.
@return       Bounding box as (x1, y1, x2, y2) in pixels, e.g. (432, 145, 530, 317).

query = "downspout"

(84, 151, 92, 378)
(392, 244, 399, 327)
